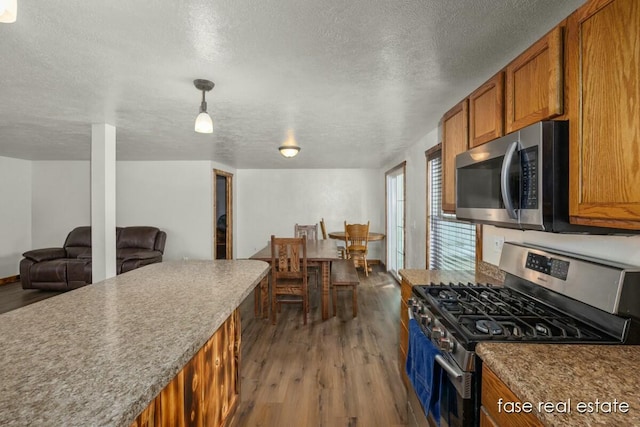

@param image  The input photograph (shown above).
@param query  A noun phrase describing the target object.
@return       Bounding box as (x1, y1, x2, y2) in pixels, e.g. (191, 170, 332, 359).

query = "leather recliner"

(20, 226, 167, 291)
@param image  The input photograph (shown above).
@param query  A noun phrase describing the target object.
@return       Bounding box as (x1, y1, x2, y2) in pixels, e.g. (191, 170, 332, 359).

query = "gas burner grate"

(415, 283, 611, 343)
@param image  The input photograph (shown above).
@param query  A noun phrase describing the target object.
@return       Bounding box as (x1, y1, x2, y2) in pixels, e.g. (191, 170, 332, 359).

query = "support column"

(91, 123, 117, 282)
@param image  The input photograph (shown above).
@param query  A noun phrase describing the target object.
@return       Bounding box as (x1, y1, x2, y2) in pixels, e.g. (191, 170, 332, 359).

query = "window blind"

(428, 152, 476, 270)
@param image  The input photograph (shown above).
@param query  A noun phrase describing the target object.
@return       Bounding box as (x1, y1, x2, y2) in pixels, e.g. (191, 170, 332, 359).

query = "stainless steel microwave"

(455, 120, 572, 232)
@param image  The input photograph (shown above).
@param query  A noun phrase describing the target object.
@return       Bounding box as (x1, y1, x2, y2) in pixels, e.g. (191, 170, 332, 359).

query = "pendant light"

(279, 130, 301, 158)
(0, 0, 18, 23)
(193, 79, 215, 134)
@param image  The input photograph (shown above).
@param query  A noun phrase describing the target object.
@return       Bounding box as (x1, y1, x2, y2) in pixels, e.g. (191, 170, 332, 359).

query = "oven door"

(438, 366, 477, 427)
(406, 309, 477, 427)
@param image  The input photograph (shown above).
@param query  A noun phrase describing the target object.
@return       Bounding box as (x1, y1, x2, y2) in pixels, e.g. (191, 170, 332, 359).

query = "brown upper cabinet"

(505, 25, 564, 133)
(566, 0, 640, 230)
(441, 99, 469, 213)
(469, 72, 504, 148)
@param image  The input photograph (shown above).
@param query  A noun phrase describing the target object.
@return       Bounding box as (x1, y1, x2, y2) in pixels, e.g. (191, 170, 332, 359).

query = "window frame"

(425, 144, 482, 270)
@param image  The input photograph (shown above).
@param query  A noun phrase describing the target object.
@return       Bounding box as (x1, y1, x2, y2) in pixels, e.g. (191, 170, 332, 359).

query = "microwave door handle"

(500, 141, 519, 220)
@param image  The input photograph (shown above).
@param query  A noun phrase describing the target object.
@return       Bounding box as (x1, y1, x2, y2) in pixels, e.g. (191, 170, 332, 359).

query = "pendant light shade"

(279, 130, 301, 158)
(193, 79, 215, 134)
(279, 146, 301, 158)
(0, 0, 18, 23)
(195, 111, 213, 133)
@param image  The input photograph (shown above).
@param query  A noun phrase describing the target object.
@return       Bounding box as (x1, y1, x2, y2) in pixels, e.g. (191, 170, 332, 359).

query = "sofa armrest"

(22, 248, 67, 262)
(118, 250, 162, 262)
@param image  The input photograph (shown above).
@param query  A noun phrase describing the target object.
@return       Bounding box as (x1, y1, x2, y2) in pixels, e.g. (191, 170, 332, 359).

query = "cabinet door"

(399, 278, 412, 388)
(480, 406, 500, 427)
(505, 26, 563, 133)
(441, 99, 469, 213)
(469, 73, 504, 148)
(566, 0, 640, 229)
(482, 365, 544, 427)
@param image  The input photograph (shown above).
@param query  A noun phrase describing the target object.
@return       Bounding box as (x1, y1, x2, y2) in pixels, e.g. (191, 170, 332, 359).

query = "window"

(427, 146, 476, 270)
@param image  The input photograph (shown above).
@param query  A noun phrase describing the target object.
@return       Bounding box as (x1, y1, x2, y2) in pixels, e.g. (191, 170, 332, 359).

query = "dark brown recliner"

(116, 226, 166, 274)
(20, 226, 167, 291)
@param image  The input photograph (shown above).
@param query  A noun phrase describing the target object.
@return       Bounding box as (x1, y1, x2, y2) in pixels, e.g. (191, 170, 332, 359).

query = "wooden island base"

(130, 309, 241, 427)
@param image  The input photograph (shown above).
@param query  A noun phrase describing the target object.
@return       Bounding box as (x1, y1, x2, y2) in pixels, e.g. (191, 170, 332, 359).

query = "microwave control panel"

(525, 252, 569, 280)
(520, 147, 538, 209)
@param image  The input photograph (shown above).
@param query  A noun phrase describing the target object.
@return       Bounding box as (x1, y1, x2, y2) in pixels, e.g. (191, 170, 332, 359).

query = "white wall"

(28, 160, 237, 262)
(0, 156, 32, 277)
(32, 161, 90, 248)
(117, 161, 219, 261)
(235, 169, 384, 260)
(483, 225, 640, 267)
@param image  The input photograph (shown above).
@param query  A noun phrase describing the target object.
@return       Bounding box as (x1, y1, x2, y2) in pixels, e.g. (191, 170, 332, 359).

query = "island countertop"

(0, 260, 269, 427)
(477, 342, 640, 426)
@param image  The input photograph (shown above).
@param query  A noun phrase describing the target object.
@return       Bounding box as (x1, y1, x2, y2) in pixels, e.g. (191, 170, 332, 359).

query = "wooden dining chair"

(271, 235, 309, 325)
(294, 223, 318, 241)
(344, 221, 370, 277)
(295, 223, 320, 287)
(320, 218, 345, 259)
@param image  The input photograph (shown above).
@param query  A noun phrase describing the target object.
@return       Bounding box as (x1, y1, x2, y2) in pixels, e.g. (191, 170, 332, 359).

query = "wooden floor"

(0, 281, 63, 315)
(232, 266, 408, 427)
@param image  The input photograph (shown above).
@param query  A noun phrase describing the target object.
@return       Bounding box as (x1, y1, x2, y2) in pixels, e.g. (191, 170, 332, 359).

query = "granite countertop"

(477, 343, 640, 426)
(0, 260, 269, 427)
(399, 261, 504, 286)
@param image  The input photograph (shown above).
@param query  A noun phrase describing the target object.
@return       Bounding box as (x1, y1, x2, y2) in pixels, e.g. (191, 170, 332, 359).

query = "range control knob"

(439, 337, 455, 352)
(431, 326, 444, 340)
(419, 313, 432, 327)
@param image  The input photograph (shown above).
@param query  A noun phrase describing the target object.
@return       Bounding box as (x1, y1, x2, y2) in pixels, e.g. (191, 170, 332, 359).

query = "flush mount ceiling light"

(193, 79, 215, 134)
(279, 130, 301, 158)
(0, 0, 18, 23)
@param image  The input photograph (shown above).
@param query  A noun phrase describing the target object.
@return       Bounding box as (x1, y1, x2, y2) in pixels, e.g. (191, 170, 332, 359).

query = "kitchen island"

(0, 260, 269, 427)
(477, 342, 640, 426)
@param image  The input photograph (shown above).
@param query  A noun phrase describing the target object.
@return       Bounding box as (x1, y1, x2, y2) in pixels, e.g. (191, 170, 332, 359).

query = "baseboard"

(367, 259, 387, 272)
(0, 275, 20, 286)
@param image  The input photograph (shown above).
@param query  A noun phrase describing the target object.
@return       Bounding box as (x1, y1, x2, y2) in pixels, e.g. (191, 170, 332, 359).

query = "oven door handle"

(435, 354, 464, 382)
(407, 308, 464, 382)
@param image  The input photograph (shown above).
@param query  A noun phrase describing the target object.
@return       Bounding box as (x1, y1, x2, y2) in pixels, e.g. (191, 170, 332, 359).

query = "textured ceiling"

(0, 0, 585, 168)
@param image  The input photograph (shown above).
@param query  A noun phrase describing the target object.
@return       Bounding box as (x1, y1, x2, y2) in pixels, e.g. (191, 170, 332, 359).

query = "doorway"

(385, 162, 406, 280)
(214, 169, 233, 260)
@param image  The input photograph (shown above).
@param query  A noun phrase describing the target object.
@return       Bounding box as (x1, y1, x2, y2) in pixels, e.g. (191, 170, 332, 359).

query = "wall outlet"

(493, 236, 505, 253)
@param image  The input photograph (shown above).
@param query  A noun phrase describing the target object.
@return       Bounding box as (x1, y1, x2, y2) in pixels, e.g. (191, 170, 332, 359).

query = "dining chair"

(294, 223, 318, 241)
(271, 235, 309, 325)
(320, 218, 345, 259)
(295, 223, 319, 287)
(344, 221, 370, 277)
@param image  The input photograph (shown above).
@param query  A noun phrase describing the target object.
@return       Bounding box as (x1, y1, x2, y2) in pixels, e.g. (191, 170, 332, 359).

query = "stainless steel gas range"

(405, 242, 640, 427)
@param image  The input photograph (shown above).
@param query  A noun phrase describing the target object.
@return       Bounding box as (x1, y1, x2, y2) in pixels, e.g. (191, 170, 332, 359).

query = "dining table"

(327, 231, 386, 241)
(328, 231, 385, 273)
(250, 239, 341, 321)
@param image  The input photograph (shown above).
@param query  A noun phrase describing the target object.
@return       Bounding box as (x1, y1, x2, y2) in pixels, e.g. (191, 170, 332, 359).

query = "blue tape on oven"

(406, 318, 442, 424)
